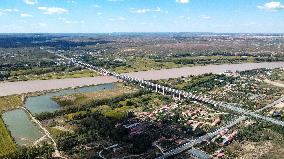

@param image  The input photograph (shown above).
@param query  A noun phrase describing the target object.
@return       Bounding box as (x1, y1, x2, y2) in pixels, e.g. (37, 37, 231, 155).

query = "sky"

(0, 0, 284, 33)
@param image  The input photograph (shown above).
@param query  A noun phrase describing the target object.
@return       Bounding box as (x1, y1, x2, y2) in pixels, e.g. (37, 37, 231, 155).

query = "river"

(1, 62, 284, 97)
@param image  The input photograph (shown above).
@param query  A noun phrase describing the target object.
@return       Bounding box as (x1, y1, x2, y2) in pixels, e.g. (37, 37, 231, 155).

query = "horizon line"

(0, 32, 284, 34)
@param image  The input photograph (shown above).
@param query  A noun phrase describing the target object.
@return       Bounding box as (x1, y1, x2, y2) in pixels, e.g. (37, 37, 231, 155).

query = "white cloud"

(108, 16, 126, 21)
(2, 9, 19, 12)
(67, 0, 76, 4)
(179, 15, 190, 20)
(130, 7, 161, 14)
(38, 7, 68, 15)
(176, 0, 189, 4)
(92, 4, 101, 8)
(108, 0, 124, 2)
(23, 0, 38, 5)
(0, 8, 19, 15)
(257, 2, 284, 11)
(117, 16, 126, 21)
(65, 20, 84, 24)
(58, 17, 84, 24)
(200, 15, 211, 19)
(21, 13, 33, 17)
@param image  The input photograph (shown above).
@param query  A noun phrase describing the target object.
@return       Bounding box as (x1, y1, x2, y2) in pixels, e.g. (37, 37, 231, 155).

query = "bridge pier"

(155, 84, 158, 92)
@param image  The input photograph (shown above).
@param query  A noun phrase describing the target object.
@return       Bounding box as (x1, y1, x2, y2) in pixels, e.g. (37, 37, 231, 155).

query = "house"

(192, 122, 202, 131)
(211, 117, 221, 126)
(174, 139, 186, 145)
(124, 123, 140, 129)
(216, 152, 224, 158)
(219, 129, 228, 136)
(222, 131, 237, 145)
(186, 120, 195, 125)
(130, 126, 143, 135)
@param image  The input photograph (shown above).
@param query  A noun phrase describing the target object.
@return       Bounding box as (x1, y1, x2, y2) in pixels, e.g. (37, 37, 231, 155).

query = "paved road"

(157, 116, 247, 159)
(256, 97, 284, 113)
(1, 61, 284, 96)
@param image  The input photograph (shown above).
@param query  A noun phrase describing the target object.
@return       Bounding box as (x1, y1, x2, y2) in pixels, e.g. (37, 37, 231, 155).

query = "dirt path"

(264, 79, 284, 88)
(20, 107, 64, 158)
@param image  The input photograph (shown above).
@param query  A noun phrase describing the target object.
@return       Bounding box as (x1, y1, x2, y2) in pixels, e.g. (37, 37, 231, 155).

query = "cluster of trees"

(57, 110, 154, 156)
(81, 55, 127, 69)
(3, 143, 54, 159)
(35, 89, 149, 121)
(236, 122, 284, 142)
(171, 57, 250, 65)
(157, 73, 235, 93)
(183, 74, 234, 92)
(9, 66, 81, 76)
(0, 35, 112, 48)
(44, 89, 176, 157)
(152, 54, 284, 69)
(1, 66, 84, 81)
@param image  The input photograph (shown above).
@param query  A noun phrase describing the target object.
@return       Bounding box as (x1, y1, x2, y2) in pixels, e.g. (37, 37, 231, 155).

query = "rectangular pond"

(2, 109, 43, 146)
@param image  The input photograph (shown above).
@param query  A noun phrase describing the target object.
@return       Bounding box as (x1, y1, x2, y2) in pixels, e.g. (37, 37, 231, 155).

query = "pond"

(25, 83, 114, 115)
(2, 109, 43, 146)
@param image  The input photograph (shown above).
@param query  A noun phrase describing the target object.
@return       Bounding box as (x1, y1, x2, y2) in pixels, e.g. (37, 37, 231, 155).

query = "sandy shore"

(1, 62, 284, 96)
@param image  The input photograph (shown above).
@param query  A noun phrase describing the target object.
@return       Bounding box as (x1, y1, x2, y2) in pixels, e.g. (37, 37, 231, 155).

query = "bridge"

(157, 96, 284, 158)
(53, 52, 284, 158)
(157, 115, 247, 158)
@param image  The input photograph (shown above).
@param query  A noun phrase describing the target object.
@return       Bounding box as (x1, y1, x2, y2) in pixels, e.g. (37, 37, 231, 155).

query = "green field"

(8, 69, 99, 81)
(52, 83, 137, 107)
(0, 95, 23, 112)
(0, 95, 22, 157)
(111, 56, 266, 73)
(0, 117, 17, 157)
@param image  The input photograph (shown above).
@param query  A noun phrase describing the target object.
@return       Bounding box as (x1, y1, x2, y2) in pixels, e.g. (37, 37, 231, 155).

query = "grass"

(112, 57, 180, 73)
(111, 56, 259, 73)
(52, 83, 138, 107)
(8, 69, 99, 81)
(0, 95, 23, 112)
(48, 127, 67, 139)
(226, 128, 284, 158)
(0, 117, 17, 157)
(91, 105, 136, 119)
